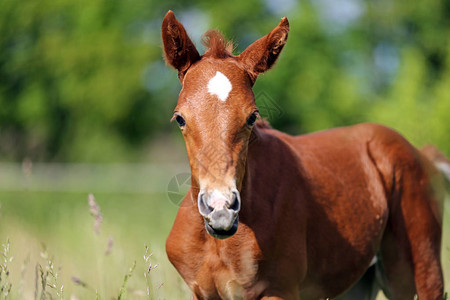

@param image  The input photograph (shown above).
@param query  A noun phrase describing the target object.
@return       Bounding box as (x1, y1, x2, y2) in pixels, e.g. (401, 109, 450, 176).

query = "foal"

(162, 11, 447, 300)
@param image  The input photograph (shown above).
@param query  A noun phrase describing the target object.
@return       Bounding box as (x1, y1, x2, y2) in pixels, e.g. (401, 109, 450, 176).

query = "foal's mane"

(202, 30, 234, 58)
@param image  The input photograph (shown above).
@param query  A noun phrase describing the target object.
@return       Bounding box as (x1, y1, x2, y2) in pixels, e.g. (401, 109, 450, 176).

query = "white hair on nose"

(207, 71, 232, 102)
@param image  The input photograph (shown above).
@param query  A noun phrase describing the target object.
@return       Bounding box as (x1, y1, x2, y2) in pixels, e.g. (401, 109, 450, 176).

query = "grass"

(0, 189, 449, 299)
(0, 190, 190, 299)
(0, 238, 12, 298)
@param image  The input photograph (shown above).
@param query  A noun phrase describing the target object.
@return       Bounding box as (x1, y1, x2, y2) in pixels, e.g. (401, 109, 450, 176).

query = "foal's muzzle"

(198, 189, 241, 239)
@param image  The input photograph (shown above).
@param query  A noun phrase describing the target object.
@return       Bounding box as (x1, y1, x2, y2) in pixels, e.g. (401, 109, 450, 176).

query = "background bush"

(0, 0, 449, 163)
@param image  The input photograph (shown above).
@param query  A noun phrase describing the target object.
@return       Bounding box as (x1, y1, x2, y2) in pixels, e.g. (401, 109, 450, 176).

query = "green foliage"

(0, 0, 175, 162)
(0, 0, 449, 162)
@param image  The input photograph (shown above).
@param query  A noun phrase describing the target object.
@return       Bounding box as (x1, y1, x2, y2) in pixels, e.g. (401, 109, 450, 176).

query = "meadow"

(0, 162, 193, 299)
(0, 162, 449, 299)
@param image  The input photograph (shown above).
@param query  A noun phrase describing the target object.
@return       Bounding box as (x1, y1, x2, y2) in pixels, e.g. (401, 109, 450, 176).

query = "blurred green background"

(0, 0, 449, 298)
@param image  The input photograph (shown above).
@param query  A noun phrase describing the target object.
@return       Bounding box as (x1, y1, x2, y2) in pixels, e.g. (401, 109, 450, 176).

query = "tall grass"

(0, 239, 12, 298)
(0, 190, 190, 299)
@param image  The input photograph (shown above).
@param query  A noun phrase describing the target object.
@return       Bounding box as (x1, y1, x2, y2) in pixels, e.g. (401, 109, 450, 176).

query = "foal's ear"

(239, 17, 289, 82)
(161, 10, 201, 80)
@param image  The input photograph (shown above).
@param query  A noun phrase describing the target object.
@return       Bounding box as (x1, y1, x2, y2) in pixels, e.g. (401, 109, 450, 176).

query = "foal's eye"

(176, 115, 186, 127)
(172, 113, 186, 127)
(246, 112, 258, 127)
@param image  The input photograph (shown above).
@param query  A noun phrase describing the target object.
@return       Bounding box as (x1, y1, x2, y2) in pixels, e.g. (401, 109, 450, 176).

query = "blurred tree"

(0, 0, 175, 162)
(0, 0, 449, 162)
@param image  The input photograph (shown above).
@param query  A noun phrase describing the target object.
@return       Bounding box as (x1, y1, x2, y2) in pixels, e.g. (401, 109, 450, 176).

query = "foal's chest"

(179, 232, 263, 299)
(191, 263, 244, 299)
(193, 248, 261, 299)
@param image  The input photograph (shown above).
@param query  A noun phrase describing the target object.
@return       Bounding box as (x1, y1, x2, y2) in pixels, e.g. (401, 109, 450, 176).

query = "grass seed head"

(88, 193, 103, 235)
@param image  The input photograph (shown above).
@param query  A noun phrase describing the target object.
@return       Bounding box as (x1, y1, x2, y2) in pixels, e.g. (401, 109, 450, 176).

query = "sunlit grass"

(0, 190, 190, 299)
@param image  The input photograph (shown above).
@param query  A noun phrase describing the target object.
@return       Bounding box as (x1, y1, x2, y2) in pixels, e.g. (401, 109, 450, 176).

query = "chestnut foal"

(162, 11, 447, 300)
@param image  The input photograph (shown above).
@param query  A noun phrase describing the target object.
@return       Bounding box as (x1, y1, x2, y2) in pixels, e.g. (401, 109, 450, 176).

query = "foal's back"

(259, 122, 444, 299)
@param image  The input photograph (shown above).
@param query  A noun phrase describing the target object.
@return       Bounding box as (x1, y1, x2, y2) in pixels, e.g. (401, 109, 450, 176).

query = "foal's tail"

(421, 144, 450, 215)
(421, 144, 450, 184)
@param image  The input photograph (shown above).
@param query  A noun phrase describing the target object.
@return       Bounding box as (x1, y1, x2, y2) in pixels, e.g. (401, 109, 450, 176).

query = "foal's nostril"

(228, 190, 241, 212)
(198, 192, 213, 217)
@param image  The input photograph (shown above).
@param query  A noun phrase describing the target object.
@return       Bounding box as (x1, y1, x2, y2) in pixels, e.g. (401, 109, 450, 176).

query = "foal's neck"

(241, 125, 278, 206)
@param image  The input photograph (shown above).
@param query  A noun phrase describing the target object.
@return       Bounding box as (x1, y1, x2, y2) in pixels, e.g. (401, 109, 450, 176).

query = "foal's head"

(162, 11, 289, 239)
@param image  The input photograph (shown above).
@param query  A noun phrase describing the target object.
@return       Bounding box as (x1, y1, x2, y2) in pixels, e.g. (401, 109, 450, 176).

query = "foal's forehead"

(179, 58, 253, 105)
